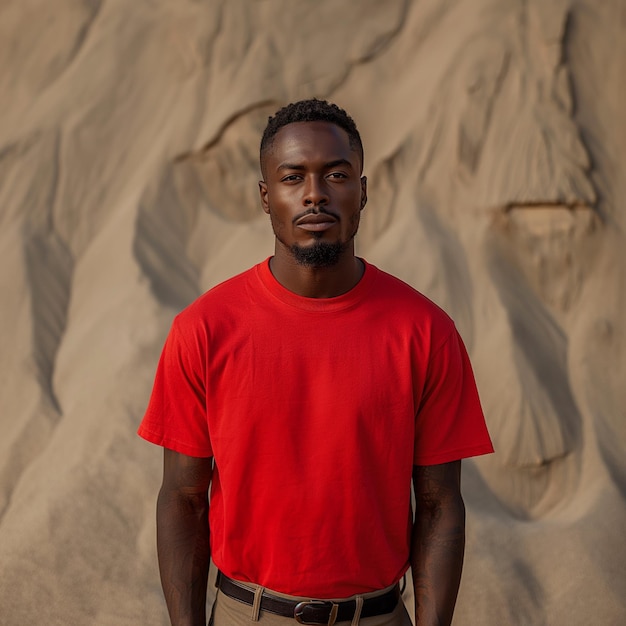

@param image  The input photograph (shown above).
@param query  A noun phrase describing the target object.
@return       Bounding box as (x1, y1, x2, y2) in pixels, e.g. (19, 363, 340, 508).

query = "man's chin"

(290, 241, 345, 268)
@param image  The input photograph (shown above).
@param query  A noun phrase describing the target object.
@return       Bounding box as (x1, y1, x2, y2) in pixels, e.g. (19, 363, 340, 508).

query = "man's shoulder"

(364, 262, 458, 349)
(175, 262, 261, 325)
(369, 263, 452, 320)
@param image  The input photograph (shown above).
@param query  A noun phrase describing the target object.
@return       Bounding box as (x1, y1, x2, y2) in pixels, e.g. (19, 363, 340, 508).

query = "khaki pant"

(209, 581, 412, 626)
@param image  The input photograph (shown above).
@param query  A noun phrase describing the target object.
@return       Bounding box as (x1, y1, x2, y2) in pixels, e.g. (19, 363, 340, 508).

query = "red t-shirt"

(138, 258, 493, 597)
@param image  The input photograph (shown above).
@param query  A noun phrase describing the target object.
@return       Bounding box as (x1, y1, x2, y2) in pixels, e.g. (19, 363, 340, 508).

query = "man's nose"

(303, 176, 329, 206)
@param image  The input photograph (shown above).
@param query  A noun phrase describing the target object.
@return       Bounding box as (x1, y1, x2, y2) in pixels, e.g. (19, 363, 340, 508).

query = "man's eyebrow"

(325, 159, 353, 169)
(276, 162, 306, 171)
(276, 159, 353, 172)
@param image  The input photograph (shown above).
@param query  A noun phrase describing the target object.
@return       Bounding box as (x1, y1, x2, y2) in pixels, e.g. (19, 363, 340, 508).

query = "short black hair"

(260, 99, 364, 172)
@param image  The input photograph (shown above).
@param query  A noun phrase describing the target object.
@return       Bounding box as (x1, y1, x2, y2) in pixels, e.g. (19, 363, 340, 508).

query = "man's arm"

(157, 448, 213, 626)
(411, 461, 465, 626)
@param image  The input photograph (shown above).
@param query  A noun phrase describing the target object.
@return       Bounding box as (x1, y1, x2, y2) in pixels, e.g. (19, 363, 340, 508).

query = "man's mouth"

(295, 211, 338, 232)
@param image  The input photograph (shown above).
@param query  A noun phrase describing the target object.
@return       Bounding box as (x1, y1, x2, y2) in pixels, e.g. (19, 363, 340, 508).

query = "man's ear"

(259, 181, 270, 214)
(360, 176, 367, 211)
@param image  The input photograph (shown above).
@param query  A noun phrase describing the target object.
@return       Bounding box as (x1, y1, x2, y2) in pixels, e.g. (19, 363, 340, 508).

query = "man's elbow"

(157, 486, 209, 521)
(413, 491, 466, 543)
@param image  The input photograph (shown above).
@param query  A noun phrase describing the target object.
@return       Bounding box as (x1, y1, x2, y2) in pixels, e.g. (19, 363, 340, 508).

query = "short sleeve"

(414, 329, 493, 465)
(137, 316, 213, 458)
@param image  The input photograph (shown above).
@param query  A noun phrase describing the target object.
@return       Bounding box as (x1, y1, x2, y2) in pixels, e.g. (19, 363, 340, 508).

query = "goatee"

(290, 240, 346, 267)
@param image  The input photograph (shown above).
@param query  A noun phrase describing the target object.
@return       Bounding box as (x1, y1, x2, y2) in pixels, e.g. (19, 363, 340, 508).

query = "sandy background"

(1, 0, 625, 624)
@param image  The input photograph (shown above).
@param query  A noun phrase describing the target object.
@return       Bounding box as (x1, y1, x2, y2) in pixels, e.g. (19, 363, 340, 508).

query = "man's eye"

(282, 175, 301, 182)
(328, 172, 347, 179)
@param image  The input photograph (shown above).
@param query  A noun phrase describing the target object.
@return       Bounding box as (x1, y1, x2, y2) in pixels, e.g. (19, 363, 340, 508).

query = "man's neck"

(269, 246, 364, 298)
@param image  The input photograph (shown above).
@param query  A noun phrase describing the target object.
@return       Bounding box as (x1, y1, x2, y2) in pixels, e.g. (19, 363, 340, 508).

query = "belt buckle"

(294, 600, 339, 625)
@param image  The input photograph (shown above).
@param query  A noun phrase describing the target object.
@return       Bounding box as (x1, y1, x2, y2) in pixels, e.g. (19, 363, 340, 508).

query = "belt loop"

(328, 603, 338, 626)
(250, 585, 264, 621)
(350, 595, 364, 626)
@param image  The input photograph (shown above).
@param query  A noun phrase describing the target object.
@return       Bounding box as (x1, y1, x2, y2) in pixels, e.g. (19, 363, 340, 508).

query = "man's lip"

(297, 222, 336, 232)
(295, 213, 338, 225)
(295, 213, 338, 232)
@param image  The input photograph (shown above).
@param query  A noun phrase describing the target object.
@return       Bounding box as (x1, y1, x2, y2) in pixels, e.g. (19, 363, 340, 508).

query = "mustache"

(292, 207, 339, 224)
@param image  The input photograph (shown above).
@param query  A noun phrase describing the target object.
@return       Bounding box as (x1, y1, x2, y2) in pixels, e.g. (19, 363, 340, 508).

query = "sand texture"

(1, 0, 625, 624)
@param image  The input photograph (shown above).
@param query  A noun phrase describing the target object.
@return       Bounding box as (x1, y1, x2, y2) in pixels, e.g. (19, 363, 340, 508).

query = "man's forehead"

(268, 121, 359, 165)
(274, 121, 350, 146)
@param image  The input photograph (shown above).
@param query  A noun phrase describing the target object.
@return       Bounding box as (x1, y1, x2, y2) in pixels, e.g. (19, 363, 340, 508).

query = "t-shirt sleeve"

(137, 316, 213, 458)
(413, 328, 493, 465)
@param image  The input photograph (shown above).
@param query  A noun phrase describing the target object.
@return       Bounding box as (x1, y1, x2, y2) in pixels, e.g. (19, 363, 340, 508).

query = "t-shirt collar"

(255, 256, 376, 312)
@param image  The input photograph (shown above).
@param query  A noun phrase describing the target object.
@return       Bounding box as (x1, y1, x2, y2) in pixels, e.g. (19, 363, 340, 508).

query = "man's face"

(259, 121, 367, 266)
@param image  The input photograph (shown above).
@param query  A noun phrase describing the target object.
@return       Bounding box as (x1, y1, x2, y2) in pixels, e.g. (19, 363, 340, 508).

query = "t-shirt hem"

(414, 443, 494, 466)
(137, 425, 213, 458)
(215, 562, 412, 599)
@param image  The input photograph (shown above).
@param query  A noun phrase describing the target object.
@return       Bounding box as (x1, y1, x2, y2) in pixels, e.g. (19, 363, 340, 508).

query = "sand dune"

(0, 1, 624, 624)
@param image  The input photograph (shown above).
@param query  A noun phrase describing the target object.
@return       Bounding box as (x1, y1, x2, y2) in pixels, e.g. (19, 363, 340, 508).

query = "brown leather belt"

(217, 572, 400, 624)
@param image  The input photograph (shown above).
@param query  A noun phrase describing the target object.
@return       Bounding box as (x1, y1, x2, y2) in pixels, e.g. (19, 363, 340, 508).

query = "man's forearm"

(411, 464, 466, 626)
(157, 488, 210, 626)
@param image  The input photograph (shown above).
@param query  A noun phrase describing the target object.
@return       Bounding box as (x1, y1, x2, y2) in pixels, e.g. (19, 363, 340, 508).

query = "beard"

(289, 240, 347, 267)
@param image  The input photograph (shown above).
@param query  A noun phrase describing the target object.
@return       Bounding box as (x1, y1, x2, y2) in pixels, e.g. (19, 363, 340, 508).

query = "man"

(138, 99, 493, 626)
